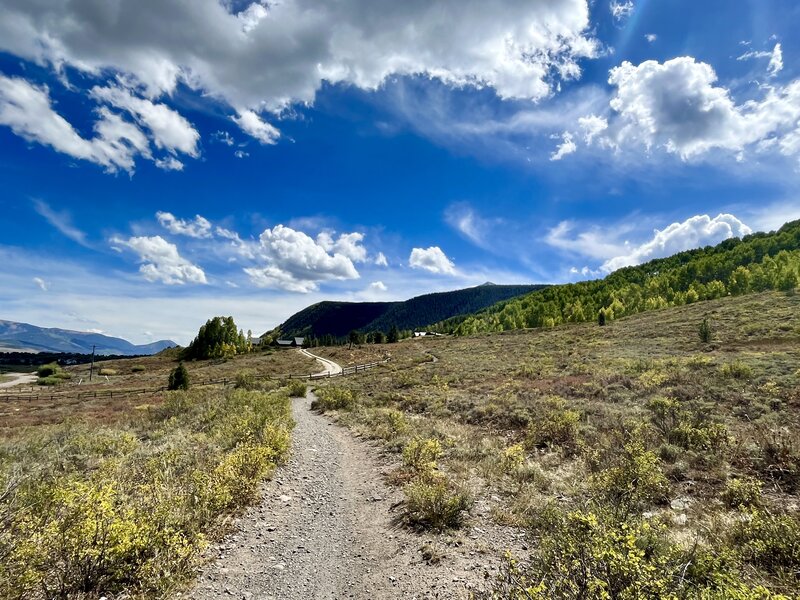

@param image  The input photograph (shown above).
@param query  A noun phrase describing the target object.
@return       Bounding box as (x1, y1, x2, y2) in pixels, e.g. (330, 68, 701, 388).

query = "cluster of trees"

(182, 316, 253, 360)
(437, 220, 800, 336)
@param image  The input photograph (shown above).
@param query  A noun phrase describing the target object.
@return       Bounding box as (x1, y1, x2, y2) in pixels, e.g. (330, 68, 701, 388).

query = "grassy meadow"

(311, 291, 800, 598)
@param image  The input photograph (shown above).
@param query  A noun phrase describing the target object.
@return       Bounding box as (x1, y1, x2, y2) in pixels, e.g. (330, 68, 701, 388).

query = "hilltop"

(267, 283, 546, 340)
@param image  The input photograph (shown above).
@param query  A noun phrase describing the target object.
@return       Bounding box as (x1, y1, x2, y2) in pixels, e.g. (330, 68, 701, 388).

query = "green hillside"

(267, 283, 545, 341)
(437, 219, 800, 335)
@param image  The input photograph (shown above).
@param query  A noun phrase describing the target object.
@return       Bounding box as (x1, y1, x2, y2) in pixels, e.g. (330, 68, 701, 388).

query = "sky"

(1, 0, 800, 346)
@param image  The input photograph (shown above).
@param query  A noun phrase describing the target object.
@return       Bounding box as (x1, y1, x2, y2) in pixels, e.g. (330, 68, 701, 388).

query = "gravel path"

(186, 389, 513, 599)
(299, 348, 343, 376)
(0, 372, 37, 389)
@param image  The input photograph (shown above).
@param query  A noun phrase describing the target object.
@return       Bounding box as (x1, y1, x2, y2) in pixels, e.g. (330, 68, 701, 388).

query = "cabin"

(274, 337, 306, 348)
(413, 331, 443, 338)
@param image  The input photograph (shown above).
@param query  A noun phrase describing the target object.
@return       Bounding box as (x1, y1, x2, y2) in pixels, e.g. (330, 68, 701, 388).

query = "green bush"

(310, 386, 356, 411)
(37, 376, 62, 386)
(722, 477, 763, 508)
(403, 477, 471, 530)
(699, 317, 712, 343)
(286, 379, 307, 398)
(402, 437, 442, 475)
(168, 363, 190, 391)
(131, 365, 146, 373)
(526, 400, 581, 452)
(720, 360, 755, 380)
(731, 509, 800, 577)
(36, 362, 60, 377)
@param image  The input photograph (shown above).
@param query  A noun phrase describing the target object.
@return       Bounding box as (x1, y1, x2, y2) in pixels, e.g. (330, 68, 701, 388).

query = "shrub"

(722, 477, 763, 508)
(131, 365, 146, 373)
(526, 400, 581, 452)
(168, 363, 190, 391)
(720, 360, 754, 380)
(37, 376, 62, 386)
(402, 437, 442, 475)
(234, 370, 257, 389)
(98, 368, 117, 376)
(36, 362, 60, 377)
(501, 444, 526, 473)
(403, 477, 471, 530)
(731, 510, 800, 576)
(286, 379, 307, 398)
(311, 386, 356, 411)
(591, 437, 669, 516)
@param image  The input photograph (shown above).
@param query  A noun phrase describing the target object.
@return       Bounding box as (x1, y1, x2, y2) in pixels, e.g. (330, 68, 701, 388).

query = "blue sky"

(1, 0, 800, 345)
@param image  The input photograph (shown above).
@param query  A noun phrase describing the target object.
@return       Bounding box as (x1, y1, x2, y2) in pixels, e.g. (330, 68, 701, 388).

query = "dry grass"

(313, 291, 800, 594)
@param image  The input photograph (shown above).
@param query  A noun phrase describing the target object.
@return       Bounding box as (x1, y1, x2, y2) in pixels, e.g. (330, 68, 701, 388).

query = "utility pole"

(89, 345, 95, 382)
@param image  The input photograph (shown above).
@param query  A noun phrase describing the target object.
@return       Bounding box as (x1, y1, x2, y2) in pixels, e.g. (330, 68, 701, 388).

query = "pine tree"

(387, 325, 400, 343)
(699, 317, 712, 343)
(598, 309, 606, 327)
(168, 362, 190, 390)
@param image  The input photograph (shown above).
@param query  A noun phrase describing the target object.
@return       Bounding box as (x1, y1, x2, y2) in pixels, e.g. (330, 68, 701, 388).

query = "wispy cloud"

(32, 198, 91, 247)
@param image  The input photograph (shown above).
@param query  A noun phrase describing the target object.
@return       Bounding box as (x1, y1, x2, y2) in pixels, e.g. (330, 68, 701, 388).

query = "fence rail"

(0, 357, 390, 403)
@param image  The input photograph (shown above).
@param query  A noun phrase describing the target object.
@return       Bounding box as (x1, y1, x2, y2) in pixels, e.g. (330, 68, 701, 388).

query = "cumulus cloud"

(409, 247, 456, 275)
(232, 110, 280, 145)
(0, 75, 154, 172)
(550, 131, 577, 160)
(244, 225, 361, 292)
(156, 211, 213, 238)
(0, 0, 599, 144)
(645, 34, 657, 43)
(111, 235, 208, 285)
(601, 214, 752, 272)
(573, 57, 800, 163)
(375, 252, 388, 267)
(32, 199, 90, 247)
(316, 231, 368, 263)
(90, 85, 199, 156)
(369, 281, 388, 292)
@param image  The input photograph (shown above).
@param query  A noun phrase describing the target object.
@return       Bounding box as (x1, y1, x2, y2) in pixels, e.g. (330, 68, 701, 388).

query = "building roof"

(294, 337, 305, 345)
(276, 339, 294, 346)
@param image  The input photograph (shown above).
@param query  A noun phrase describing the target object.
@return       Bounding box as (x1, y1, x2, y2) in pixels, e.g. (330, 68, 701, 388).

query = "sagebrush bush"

(722, 477, 763, 508)
(526, 400, 581, 452)
(98, 368, 117, 376)
(311, 386, 356, 411)
(285, 379, 307, 398)
(0, 386, 294, 599)
(720, 360, 755, 380)
(131, 365, 146, 373)
(403, 477, 471, 530)
(402, 437, 442, 475)
(731, 509, 800, 577)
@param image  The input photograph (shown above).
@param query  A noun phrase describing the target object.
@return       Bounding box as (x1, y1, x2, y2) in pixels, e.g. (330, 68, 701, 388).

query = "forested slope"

(436, 219, 800, 335)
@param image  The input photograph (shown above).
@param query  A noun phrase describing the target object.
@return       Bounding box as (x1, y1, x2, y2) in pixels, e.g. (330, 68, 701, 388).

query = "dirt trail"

(299, 348, 343, 376)
(0, 372, 37, 389)
(187, 389, 513, 599)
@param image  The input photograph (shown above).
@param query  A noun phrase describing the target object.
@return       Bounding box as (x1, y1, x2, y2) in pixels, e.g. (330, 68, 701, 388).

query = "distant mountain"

(267, 283, 547, 339)
(0, 320, 177, 355)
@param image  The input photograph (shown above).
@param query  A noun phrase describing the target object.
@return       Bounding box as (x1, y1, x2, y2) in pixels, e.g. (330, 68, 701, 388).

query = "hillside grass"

(312, 291, 800, 597)
(0, 382, 297, 599)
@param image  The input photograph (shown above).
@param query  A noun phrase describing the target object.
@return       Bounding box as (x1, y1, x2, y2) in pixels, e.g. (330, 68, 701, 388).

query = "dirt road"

(187, 389, 509, 599)
(299, 348, 343, 376)
(0, 372, 37, 389)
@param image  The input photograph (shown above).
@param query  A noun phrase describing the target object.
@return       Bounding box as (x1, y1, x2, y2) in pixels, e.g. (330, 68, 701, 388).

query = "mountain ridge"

(0, 320, 177, 355)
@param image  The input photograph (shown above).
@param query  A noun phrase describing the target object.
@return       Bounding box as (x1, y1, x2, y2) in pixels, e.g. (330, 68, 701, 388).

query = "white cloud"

(90, 85, 199, 156)
(369, 281, 387, 292)
(154, 156, 184, 171)
(550, 131, 577, 160)
(545, 220, 631, 259)
(409, 247, 456, 275)
(316, 231, 368, 263)
(111, 235, 208, 285)
(244, 225, 360, 292)
(156, 211, 213, 239)
(0, 0, 599, 142)
(33, 277, 48, 292)
(234, 149, 249, 159)
(768, 43, 784, 77)
(0, 75, 152, 172)
(601, 214, 752, 272)
(375, 252, 388, 267)
(610, 1, 635, 22)
(582, 57, 800, 163)
(32, 199, 90, 247)
(578, 114, 608, 144)
(232, 110, 280, 144)
(212, 130, 235, 146)
(645, 34, 657, 43)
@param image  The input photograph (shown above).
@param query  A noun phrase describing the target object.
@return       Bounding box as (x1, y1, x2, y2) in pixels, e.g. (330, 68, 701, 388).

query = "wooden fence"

(0, 357, 389, 403)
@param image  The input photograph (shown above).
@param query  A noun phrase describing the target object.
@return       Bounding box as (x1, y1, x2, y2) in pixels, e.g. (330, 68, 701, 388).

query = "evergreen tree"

(168, 362, 190, 390)
(598, 309, 606, 327)
(348, 330, 360, 349)
(699, 317, 712, 344)
(387, 325, 400, 343)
